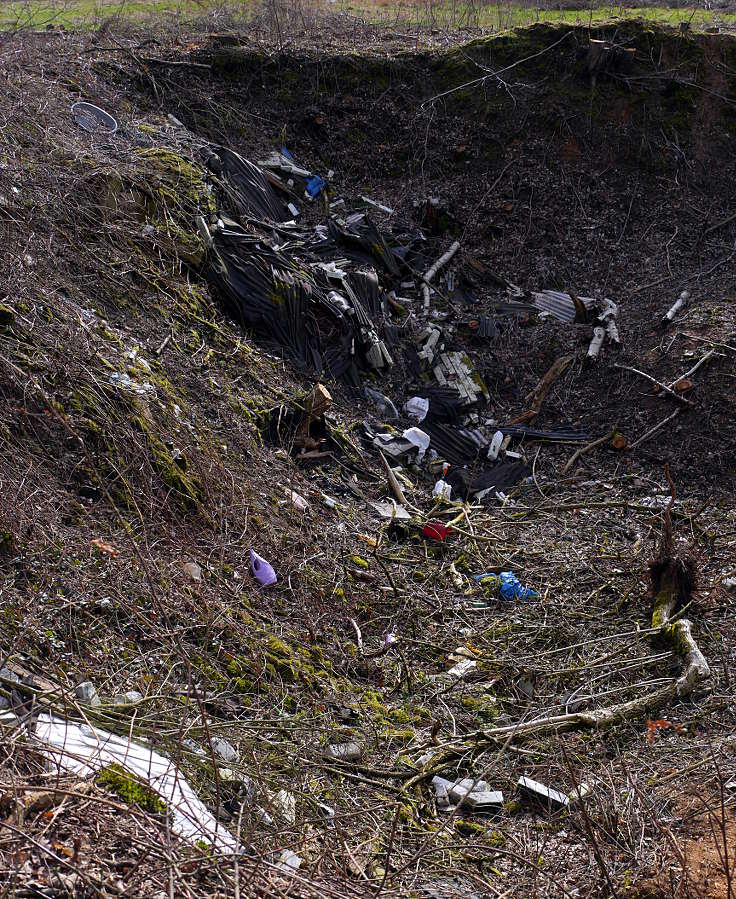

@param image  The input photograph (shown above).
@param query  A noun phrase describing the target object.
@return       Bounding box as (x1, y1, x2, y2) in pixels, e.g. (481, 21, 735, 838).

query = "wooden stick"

(703, 210, 736, 236)
(510, 354, 573, 424)
(378, 450, 408, 507)
(562, 425, 617, 474)
(630, 408, 680, 449)
(666, 348, 717, 390)
(614, 363, 695, 406)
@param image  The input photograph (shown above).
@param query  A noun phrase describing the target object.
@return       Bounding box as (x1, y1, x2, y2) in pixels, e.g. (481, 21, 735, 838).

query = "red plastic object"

(423, 521, 449, 542)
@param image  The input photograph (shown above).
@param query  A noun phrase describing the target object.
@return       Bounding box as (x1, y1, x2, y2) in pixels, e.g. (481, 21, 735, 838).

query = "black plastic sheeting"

(446, 463, 531, 500)
(203, 147, 393, 382)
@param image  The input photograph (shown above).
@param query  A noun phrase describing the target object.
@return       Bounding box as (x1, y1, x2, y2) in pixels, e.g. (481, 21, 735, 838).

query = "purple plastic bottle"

(249, 549, 277, 586)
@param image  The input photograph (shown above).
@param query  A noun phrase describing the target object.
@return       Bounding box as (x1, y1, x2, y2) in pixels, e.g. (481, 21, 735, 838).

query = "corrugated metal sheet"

(531, 290, 597, 323)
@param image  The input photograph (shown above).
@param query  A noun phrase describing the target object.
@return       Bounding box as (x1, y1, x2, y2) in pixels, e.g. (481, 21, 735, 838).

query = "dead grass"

(0, 16, 734, 898)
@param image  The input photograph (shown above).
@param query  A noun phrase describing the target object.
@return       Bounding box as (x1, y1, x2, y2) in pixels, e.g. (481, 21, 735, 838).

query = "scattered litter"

(405, 396, 430, 422)
(249, 550, 277, 586)
(432, 464, 452, 500)
(531, 289, 597, 323)
(663, 289, 690, 323)
(182, 561, 202, 581)
(285, 488, 309, 512)
(271, 789, 296, 824)
(487, 430, 504, 460)
(474, 571, 539, 601)
(318, 801, 336, 819)
(403, 426, 431, 462)
(567, 782, 593, 804)
(35, 714, 237, 852)
(517, 676, 535, 699)
(211, 737, 238, 763)
(446, 659, 477, 679)
(306, 174, 326, 198)
(370, 500, 412, 520)
(422, 241, 460, 313)
(433, 352, 488, 404)
(75, 681, 101, 707)
(276, 848, 302, 873)
(588, 299, 619, 359)
(501, 424, 591, 443)
(113, 690, 144, 706)
(431, 775, 503, 816)
(432, 776, 451, 808)
(517, 775, 569, 812)
(361, 195, 394, 215)
(71, 101, 118, 135)
(461, 790, 504, 815)
(365, 386, 399, 419)
(325, 741, 362, 761)
(108, 372, 156, 395)
(423, 520, 450, 542)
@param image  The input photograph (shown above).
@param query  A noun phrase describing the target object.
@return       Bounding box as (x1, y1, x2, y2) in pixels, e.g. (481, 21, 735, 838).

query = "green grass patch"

(0, 0, 233, 29)
(338, 0, 736, 33)
(3, 0, 735, 32)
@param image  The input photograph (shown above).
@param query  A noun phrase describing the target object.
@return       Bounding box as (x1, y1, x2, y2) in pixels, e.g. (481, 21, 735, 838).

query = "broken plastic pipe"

(664, 289, 690, 323)
(361, 195, 394, 215)
(422, 241, 460, 313)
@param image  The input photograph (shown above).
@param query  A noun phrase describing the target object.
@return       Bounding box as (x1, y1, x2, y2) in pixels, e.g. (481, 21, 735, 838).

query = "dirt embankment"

(0, 19, 735, 898)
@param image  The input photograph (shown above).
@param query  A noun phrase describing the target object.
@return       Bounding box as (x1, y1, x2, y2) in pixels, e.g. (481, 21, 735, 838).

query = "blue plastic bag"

(306, 174, 326, 198)
(473, 571, 539, 601)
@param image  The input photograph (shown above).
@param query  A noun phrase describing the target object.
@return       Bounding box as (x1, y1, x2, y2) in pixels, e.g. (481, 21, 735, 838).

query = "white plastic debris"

(277, 849, 302, 873)
(433, 478, 452, 501)
(422, 240, 460, 313)
(588, 299, 619, 358)
(487, 430, 504, 461)
(402, 427, 430, 463)
(284, 488, 309, 512)
(34, 714, 237, 853)
(587, 325, 605, 358)
(109, 372, 156, 396)
(404, 396, 430, 422)
(182, 561, 202, 582)
(75, 682, 101, 708)
(271, 789, 296, 824)
(325, 741, 362, 762)
(664, 289, 690, 323)
(361, 195, 394, 215)
(446, 658, 477, 679)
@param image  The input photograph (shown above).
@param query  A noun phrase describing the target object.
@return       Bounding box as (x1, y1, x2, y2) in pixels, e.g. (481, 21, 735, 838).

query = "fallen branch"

(422, 241, 460, 313)
(510, 354, 573, 424)
(703, 211, 736, 237)
(562, 425, 617, 474)
(378, 450, 408, 507)
(404, 502, 710, 787)
(666, 348, 717, 391)
(614, 363, 695, 406)
(630, 408, 681, 449)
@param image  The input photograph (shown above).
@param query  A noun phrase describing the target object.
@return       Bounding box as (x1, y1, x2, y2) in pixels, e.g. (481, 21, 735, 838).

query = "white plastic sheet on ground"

(34, 713, 237, 853)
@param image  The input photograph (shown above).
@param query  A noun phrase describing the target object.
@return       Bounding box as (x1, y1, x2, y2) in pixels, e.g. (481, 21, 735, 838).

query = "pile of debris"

(180, 137, 618, 506)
